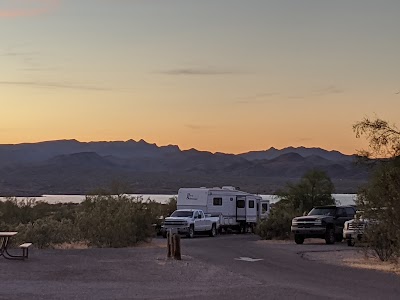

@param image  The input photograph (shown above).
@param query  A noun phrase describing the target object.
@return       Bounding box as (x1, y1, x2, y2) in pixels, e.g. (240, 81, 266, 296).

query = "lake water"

(1, 194, 357, 206)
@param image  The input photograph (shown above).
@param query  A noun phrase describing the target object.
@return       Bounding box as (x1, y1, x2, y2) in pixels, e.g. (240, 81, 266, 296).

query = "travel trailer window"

(237, 200, 245, 208)
(262, 203, 268, 214)
(249, 200, 254, 208)
(213, 197, 222, 206)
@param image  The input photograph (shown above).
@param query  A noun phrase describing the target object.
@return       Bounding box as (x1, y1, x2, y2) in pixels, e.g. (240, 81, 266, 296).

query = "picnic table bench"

(0, 232, 32, 260)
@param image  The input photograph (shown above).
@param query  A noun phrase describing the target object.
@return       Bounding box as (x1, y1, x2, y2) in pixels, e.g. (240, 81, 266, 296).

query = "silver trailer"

(177, 186, 270, 232)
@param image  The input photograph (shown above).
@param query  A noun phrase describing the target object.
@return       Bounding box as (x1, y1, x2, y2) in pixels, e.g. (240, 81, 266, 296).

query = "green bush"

(76, 194, 155, 247)
(257, 203, 297, 240)
(15, 217, 76, 249)
(0, 194, 172, 248)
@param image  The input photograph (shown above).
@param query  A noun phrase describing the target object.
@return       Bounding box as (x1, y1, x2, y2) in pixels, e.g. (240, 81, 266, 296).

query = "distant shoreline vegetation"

(0, 193, 357, 206)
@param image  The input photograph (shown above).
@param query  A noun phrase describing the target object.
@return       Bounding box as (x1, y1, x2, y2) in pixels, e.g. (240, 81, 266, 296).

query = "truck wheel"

(294, 234, 304, 244)
(187, 225, 194, 239)
(250, 224, 255, 234)
(209, 224, 217, 237)
(325, 228, 335, 244)
(347, 239, 355, 247)
(335, 234, 343, 243)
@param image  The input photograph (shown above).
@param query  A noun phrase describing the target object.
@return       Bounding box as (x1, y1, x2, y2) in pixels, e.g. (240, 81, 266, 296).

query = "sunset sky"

(1, 0, 399, 154)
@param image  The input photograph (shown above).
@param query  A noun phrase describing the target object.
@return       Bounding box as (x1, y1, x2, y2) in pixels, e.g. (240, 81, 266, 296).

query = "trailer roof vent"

(222, 186, 236, 190)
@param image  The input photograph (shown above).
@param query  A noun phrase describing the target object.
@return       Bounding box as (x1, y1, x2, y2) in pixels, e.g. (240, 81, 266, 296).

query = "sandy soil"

(257, 238, 399, 275)
(304, 249, 400, 275)
(46, 238, 400, 276)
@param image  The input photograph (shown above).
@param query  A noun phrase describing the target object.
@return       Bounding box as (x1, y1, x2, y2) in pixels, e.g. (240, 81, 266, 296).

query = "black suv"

(291, 205, 356, 244)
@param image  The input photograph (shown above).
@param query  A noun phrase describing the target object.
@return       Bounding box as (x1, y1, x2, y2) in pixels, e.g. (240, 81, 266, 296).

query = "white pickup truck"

(161, 209, 221, 238)
(343, 218, 367, 246)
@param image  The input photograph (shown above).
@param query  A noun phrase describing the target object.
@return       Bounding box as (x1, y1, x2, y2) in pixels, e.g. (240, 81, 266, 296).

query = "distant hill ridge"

(239, 146, 354, 162)
(0, 139, 366, 196)
(0, 139, 353, 163)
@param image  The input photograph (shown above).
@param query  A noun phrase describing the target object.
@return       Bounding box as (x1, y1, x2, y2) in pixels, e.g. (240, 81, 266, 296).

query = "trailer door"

(236, 196, 246, 221)
(246, 197, 257, 223)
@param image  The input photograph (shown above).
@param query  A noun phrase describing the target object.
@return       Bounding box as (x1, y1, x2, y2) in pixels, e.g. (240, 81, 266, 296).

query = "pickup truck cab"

(161, 209, 220, 238)
(291, 205, 356, 244)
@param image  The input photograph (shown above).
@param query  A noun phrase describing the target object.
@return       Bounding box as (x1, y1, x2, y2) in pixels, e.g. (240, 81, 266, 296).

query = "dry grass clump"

(342, 251, 400, 275)
(53, 242, 89, 250)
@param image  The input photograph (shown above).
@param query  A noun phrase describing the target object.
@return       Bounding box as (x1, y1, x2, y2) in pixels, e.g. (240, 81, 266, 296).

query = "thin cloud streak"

(160, 68, 238, 76)
(235, 92, 278, 104)
(313, 85, 344, 96)
(287, 85, 344, 100)
(185, 124, 215, 130)
(0, 51, 40, 57)
(0, 0, 60, 18)
(0, 81, 112, 91)
(235, 99, 266, 105)
(19, 67, 61, 72)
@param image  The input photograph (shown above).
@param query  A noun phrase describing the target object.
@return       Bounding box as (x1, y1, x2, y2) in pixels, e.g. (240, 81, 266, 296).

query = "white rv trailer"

(177, 186, 270, 232)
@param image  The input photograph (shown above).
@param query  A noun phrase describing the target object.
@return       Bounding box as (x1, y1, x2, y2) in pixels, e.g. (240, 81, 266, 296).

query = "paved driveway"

(0, 235, 398, 299)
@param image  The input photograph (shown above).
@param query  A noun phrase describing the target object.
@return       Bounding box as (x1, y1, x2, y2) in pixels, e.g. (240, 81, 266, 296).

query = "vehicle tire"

(294, 234, 304, 244)
(335, 234, 343, 243)
(187, 225, 195, 239)
(209, 224, 217, 237)
(325, 227, 335, 244)
(347, 239, 355, 247)
(250, 224, 255, 234)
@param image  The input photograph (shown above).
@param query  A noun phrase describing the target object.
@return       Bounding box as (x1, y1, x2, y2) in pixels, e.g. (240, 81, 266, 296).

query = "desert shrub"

(76, 194, 155, 247)
(257, 202, 297, 239)
(356, 157, 400, 261)
(363, 223, 398, 262)
(0, 193, 171, 248)
(0, 198, 81, 248)
(0, 198, 38, 225)
(15, 217, 76, 249)
(163, 196, 177, 217)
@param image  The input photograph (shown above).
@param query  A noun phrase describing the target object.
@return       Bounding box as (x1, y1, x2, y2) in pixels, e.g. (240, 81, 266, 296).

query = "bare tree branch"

(353, 117, 400, 158)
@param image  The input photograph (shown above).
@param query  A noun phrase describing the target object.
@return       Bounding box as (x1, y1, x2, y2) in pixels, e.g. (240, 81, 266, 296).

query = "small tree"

(353, 117, 400, 261)
(278, 169, 336, 214)
(258, 169, 335, 239)
(353, 117, 400, 159)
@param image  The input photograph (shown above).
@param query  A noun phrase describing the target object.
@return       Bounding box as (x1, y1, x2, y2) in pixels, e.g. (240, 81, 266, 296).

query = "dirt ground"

(258, 238, 400, 276)
(53, 238, 400, 276)
(303, 248, 400, 275)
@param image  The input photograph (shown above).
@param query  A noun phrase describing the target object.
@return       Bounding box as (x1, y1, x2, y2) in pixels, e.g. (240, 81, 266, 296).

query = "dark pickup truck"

(291, 205, 356, 244)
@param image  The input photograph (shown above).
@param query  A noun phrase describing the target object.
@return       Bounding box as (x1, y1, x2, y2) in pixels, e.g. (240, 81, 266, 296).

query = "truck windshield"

(170, 211, 194, 218)
(308, 208, 336, 216)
